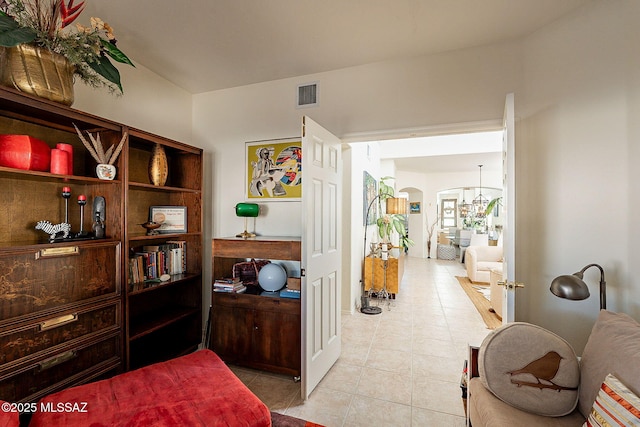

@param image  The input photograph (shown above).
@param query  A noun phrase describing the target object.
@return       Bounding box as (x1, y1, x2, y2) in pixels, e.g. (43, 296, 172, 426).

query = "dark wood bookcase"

(0, 86, 203, 402)
(124, 129, 203, 370)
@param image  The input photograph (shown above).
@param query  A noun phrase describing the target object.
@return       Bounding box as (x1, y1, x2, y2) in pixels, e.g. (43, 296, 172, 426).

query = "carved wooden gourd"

(148, 143, 168, 186)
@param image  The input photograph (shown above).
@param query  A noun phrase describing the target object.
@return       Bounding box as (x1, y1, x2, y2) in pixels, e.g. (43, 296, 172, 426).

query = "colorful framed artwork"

(410, 202, 421, 214)
(245, 138, 302, 201)
(363, 171, 377, 225)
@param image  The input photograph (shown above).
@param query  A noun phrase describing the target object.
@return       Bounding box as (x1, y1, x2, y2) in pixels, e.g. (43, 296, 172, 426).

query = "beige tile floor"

(231, 256, 493, 427)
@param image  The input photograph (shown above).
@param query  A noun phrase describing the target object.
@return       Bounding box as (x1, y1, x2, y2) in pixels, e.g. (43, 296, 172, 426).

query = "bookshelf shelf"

(128, 273, 201, 295)
(129, 307, 201, 341)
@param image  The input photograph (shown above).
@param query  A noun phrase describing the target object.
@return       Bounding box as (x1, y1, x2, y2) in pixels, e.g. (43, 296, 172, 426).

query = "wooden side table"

(364, 256, 399, 294)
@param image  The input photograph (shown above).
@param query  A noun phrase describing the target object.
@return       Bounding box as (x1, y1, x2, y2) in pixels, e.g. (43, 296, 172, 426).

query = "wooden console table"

(363, 255, 404, 295)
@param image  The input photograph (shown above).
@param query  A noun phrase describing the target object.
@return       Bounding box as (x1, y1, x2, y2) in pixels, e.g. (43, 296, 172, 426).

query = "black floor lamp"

(361, 195, 407, 315)
(550, 263, 606, 310)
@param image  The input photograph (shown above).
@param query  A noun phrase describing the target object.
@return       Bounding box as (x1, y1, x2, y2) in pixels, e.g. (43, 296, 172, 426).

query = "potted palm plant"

(0, 0, 134, 105)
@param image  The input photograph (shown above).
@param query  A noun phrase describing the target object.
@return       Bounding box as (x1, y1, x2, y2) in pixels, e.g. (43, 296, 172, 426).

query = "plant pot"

(0, 45, 74, 106)
(96, 164, 116, 180)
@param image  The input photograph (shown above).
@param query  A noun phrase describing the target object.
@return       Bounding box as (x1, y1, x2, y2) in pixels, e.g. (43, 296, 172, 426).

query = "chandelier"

(472, 164, 489, 217)
(458, 189, 472, 217)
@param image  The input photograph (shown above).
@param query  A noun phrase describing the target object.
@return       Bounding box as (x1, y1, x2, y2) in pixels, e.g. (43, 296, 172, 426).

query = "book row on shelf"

(128, 241, 187, 286)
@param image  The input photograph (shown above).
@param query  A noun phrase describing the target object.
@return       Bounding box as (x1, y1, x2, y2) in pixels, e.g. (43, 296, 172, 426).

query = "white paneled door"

(501, 92, 519, 323)
(301, 116, 342, 399)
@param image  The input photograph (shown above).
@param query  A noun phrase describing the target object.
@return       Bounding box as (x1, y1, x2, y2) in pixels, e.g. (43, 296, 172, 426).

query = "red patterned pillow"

(584, 374, 640, 426)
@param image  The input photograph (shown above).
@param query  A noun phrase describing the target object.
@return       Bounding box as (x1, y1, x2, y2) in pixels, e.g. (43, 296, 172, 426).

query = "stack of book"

(213, 278, 247, 293)
(128, 240, 186, 285)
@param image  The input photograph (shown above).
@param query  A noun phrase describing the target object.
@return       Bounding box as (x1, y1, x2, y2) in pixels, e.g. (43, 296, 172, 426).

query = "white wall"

(73, 62, 193, 143)
(191, 40, 522, 240)
(517, 0, 640, 352)
(344, 143, 382, 312)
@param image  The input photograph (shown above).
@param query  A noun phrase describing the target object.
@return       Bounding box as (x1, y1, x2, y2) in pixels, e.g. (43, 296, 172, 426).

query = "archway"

(399, 186, 424, 258)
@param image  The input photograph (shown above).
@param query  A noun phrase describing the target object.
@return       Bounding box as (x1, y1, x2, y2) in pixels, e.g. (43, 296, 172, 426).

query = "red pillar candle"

(56, 143, 73, 175)
(50, 149, 69, 175)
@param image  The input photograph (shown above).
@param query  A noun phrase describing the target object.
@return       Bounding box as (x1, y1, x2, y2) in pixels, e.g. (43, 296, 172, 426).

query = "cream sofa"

(465, 245, 503, 283)
(468, 310, 640, 426)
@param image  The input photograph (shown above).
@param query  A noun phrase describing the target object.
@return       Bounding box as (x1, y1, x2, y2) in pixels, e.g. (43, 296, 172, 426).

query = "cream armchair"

(465, 245, 503, 283)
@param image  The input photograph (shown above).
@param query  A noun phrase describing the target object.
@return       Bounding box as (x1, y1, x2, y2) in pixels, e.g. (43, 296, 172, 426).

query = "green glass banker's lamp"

(235, 203, 260, 239)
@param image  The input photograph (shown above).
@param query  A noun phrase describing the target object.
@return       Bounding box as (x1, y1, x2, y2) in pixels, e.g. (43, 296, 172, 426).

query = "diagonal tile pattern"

(231, 257, 492, 426)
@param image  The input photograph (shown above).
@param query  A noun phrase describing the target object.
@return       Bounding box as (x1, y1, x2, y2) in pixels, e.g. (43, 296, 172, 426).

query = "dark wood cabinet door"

(0, 243, 120, 320)
(211, 304, 253, 363)
(252, 308, 300, 375)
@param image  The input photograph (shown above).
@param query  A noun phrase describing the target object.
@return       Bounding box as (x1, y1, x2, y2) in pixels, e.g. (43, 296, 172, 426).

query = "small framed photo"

(149, 206, 187, 234)
(409, 202, 421, 214)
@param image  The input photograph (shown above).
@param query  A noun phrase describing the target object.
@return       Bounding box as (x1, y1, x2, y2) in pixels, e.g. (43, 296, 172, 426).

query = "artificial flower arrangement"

(0, 0, 134, 93)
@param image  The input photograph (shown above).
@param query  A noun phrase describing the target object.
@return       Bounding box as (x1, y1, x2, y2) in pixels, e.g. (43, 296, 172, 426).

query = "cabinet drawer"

(213, 292, 300, 315)
(212, 292, 258, 309)
(253, 297, 300, 315)
(0, 242, 121, 320)
(0, 333, 120, 403)
(0, 300, 120, 366)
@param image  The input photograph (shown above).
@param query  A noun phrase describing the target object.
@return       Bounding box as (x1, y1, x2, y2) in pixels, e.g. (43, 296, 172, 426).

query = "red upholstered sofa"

(1, 349, 271, 427)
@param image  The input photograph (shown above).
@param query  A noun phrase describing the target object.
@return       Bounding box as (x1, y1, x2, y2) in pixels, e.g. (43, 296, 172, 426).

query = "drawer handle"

(39, 313, 78, 331)
(37, 246, 80, 258)
(38, 350, 77, 371)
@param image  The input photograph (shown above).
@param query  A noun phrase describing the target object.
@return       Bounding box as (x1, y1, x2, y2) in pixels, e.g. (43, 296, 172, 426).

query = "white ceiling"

(392, 151, 502, 174)
(377, 130, 503, 173)
(81, 1, 586, 174)
(84, 0, 588, 94)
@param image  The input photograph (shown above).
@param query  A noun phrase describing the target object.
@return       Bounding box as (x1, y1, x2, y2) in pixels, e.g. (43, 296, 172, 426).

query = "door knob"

(497, 280, 525, 290)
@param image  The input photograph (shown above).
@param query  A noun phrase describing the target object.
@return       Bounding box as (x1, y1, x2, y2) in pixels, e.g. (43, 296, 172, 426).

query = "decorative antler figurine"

(73, 123, 127, 165)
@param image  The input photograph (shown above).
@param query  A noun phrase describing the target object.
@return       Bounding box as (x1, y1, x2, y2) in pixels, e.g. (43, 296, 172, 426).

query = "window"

(441, 199, 457, 228)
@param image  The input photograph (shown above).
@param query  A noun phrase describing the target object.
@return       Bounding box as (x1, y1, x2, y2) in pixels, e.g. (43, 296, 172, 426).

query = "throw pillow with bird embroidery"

(478, 322, 580, 417)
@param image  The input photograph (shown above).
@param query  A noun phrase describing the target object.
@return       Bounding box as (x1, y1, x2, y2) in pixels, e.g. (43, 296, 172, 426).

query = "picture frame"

(245, 138, 302, 201)
(410, 202, 421, 214)
(149, 206, 187, 234)
(363, 171, 377, 225)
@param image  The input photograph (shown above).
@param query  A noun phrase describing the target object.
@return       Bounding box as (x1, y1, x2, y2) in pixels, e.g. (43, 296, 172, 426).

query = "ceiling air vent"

(297, 82, 318, 108)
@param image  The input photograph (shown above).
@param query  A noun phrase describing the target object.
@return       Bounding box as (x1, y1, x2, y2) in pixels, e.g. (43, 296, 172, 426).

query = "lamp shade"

(549, 263, 606, 310)
(386, 197, 407, 215)
(550, 274, 590, 301)
(258, 263, 287, 291)
(235, 202, 259, 218)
